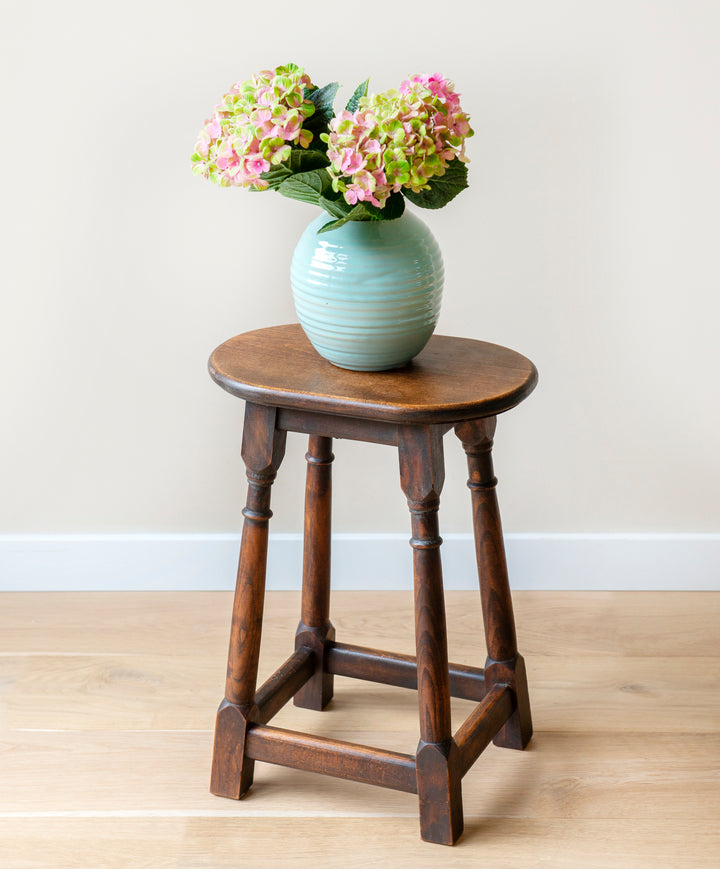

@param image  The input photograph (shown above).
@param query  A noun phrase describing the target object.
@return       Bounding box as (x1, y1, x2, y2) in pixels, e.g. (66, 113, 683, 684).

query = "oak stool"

(208, 324, 538, 845)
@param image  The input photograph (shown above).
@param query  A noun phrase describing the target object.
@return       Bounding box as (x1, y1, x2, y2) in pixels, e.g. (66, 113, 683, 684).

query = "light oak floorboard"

(0, 730, 717, 820)
(0, 591, 718, 867)
(1, 590, 718, 656)
(3, 656, 717, 733)
(0, 818, 717, 869)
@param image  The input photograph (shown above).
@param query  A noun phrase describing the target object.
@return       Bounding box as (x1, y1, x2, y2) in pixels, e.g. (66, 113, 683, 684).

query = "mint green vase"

(291, 210, 444, 371)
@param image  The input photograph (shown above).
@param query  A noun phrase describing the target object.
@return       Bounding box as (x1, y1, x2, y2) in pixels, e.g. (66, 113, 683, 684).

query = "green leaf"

(317, 205, 377, 233)
(259, 150, 329, 191)
(278, 168, 333, 205)
(258, 163, 293, 191)
(362, 191, 405, 222)
(317, 190, 406, 231)
(402, 159, 469, 209)
(288, 149, 330, 173)
(303, 82, 340, 141)
(345, 78, 369, 113)
(319, 195, 352, 219)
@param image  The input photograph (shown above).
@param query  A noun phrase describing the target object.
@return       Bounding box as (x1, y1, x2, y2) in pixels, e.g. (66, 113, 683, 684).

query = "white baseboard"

(0, 533, 718, 592)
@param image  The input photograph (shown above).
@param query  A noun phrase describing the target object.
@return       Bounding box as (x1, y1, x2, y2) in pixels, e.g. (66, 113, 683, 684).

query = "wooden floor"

(1, 591, 718, 868)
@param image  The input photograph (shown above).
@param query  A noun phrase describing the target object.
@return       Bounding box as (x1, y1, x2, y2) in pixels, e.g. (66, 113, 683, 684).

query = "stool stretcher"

(245, 724, 418, 794)
(325, 641, 487, 702)
(254, 647, 314, 725)
(453, 684, 514, 777)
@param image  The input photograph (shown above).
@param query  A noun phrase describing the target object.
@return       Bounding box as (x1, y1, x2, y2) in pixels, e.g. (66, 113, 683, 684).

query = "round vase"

(291, 210, 444, 371)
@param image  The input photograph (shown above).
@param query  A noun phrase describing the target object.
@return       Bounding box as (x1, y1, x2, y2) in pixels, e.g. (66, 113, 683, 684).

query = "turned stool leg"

(455, 417, 532, 750)
(294, 435, 335, 710)
(210, 403, 287, 798)
(399, 426, 463, 845)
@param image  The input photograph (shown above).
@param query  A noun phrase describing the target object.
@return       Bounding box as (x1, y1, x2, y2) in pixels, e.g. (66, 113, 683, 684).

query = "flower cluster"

(191, 65, 473, 231)
(323, 74, 473, 207)
(191, 64, 317, 190)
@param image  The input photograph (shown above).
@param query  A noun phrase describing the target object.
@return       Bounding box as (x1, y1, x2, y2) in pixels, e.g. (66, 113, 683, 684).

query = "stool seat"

(207, 324, 537, 846)
(209, 323, 537, 424)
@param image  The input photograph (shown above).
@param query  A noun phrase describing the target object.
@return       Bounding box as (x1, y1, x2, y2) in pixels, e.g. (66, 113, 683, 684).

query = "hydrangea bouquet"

(191, 63, 473, 233)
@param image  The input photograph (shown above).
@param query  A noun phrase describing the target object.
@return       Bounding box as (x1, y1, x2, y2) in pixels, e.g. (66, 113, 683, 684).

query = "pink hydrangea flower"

(191, 63, 317, 189)
(323, 73, 473, 207)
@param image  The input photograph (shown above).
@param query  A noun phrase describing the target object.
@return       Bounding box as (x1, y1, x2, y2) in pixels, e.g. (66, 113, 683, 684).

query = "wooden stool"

(208, 324, 538, 845)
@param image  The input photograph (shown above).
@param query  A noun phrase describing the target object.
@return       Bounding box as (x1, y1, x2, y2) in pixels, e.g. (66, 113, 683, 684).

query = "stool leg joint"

(415, 739, 464, 845)
(293, 622, 335, 711)
(484, 654, 533, 750)
(210, 699, 259, 800)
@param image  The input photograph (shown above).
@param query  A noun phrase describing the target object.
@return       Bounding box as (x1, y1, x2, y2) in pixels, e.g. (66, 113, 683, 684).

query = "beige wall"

(2, 1, 718, 536)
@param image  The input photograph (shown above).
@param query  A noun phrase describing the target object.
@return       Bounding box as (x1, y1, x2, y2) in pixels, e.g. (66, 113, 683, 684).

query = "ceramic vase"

(291, 210, 444, 371)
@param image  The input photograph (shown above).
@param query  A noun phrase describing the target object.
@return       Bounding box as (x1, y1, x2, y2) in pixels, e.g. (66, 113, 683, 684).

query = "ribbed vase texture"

(291, 210, 444, 371)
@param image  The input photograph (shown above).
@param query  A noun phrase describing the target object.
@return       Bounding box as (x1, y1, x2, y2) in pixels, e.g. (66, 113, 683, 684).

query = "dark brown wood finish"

(398, 424, 463, 844)
(325, 642, 487, 702)
(294, 435, 335, 711)
(484, 654, 533, 751)
(455, 416, 533, 751)
(398, 424, 450, 745)
(254, 647, 314, 725)
(276, 407, 401, 445)
(454, 684, 514, 777)
(210, 324, 538, 425)
(208, 325, 537, 845)
(210, 402, 286, 799)
(415, 740, 463, 845)
(245, 724, 418, 794)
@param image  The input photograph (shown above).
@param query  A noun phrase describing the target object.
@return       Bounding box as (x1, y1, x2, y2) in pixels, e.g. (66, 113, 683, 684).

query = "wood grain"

(3, 653, 718, 734)
(2, 590, 716, 657)
(293, 434, 335, 711)
(1, 591, 718, 866)
(454, 685, 514, 776)
(455, 416, 533, 750)
(245, 723, 418, 794)
(211, 402, 287, 798)
(207, 337, 541, 845)
(209, 324, 538, 424)
(2, 730, 718, 819)
(325, 642, 487, 701)
(1, 818, 718, 869)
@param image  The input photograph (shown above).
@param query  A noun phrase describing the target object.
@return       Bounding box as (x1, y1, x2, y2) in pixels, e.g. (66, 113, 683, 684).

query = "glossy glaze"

(291, 210, 444, 370)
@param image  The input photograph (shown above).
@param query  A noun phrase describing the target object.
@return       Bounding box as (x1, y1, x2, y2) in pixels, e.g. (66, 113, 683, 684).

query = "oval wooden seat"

(209, 323, 538, 424)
